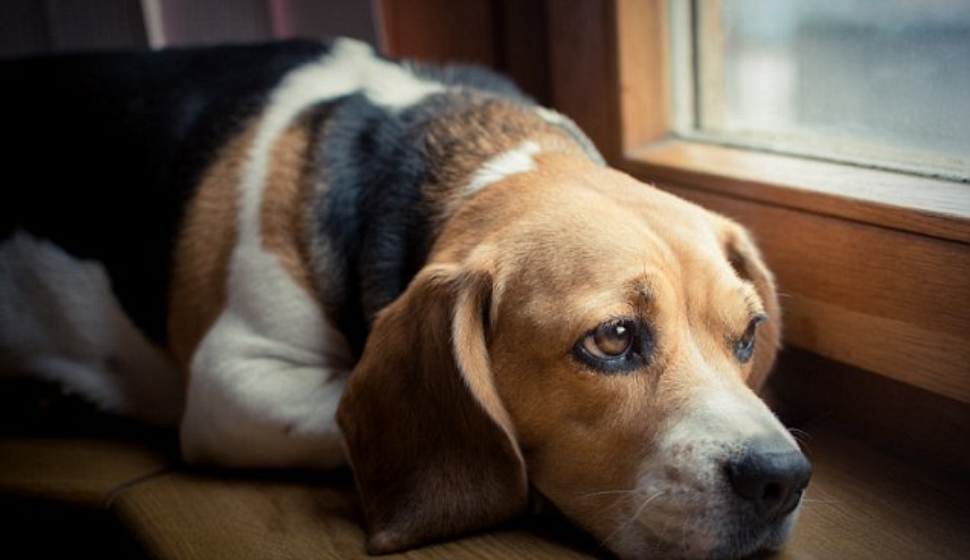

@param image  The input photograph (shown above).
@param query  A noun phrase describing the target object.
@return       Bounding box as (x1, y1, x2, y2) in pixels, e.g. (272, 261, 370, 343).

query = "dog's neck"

(305, 90, 601, 357)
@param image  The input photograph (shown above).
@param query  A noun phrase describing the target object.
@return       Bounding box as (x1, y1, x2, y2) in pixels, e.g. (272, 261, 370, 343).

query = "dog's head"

(337, 153, 809, 559)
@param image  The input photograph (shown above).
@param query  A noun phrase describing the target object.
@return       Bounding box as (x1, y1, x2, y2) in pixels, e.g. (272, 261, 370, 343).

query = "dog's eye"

(575, 320, 648, 373)
(734, 315, 766, 364)
(586, 321, 633, 358)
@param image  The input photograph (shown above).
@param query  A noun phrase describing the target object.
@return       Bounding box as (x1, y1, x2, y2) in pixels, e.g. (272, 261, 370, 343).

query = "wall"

(0, 0, 379, 57)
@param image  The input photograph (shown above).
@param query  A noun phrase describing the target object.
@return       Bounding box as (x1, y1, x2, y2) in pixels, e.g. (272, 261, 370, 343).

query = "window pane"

(696, 0, 970, 179)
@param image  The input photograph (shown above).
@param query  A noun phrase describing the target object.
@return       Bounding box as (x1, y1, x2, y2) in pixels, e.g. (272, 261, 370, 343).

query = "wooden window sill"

(624, 139, 970, 243)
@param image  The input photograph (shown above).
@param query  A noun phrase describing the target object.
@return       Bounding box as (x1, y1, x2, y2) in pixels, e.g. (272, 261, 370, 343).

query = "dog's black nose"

(726, 438, 812, 520)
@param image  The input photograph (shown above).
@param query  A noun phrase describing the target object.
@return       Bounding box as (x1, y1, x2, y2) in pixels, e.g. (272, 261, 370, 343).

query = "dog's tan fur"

(258, 112, 321, 303)
(167, 124, 252, 370)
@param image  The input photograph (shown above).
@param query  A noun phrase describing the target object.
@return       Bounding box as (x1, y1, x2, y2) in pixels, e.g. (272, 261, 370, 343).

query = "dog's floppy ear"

(723, 224, 782, 391)
(337, 264, 528, 554)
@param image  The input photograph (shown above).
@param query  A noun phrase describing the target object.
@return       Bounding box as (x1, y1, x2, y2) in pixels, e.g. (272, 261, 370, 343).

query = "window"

(676, 0, 970, 181)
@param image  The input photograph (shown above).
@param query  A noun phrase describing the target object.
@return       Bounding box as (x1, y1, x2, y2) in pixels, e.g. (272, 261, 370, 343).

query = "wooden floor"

(773, 420, 969, 560)
(1, 416, 967, 559)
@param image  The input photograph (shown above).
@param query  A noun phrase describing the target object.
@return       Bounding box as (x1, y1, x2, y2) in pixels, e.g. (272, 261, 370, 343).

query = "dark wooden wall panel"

(45, 0, 148, 51)
(499, 0, 550, 104)
(378, 0, 550, 104)
(545, 0, 621, 161)
(269, 0, 378, 44)
(158, 0, 272, 47)
(378, 0, 497, 65)
(0, 0, 379, 57)
(0, 0, 147, 56)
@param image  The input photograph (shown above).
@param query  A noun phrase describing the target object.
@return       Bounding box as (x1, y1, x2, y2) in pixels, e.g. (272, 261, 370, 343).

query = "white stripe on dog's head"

(467, 140, 542, 195)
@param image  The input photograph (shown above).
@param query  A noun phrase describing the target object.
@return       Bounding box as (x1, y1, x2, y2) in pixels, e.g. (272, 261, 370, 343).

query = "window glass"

(693, 0, 970, 179)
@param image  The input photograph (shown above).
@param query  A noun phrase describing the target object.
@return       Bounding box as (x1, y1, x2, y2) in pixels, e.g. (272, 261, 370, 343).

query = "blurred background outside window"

(683, 0, 970, 180)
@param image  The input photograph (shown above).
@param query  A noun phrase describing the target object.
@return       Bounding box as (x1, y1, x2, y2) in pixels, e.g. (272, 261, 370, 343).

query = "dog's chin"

(709, 508, 801, 560)
(604, 504, 802, 560)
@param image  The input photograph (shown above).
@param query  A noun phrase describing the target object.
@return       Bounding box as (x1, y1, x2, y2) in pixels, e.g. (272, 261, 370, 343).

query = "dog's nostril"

(725, 446, 812, 520)
(761, 482, 782, 502)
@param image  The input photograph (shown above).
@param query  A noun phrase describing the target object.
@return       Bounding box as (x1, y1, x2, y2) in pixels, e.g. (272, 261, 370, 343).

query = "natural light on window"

(680, 0, 970, 181)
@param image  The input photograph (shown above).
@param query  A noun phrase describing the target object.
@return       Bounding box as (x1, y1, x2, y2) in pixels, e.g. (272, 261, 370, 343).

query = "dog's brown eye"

(574, 319, 649, 373)
(735, 315, 766, 364)
(585, 322, 633, 359)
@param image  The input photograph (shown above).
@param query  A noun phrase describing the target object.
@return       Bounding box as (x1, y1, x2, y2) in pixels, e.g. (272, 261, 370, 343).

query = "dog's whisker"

(681, 514, 694, 556)
(800, 497, 840, 505)
(579, 489, 644, 499)
(788, 427, 812, 440)
(595, 491, 667, 553)
(788, 428, 815, 450)
(579, 488, 655, 525)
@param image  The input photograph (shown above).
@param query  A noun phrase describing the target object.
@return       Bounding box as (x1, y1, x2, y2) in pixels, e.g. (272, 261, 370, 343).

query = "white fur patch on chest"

(0, 231, 184, 426)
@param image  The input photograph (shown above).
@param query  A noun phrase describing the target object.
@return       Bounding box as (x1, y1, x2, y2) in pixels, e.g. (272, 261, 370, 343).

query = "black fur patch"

(310, 67, 537, 357)
(312, 94, 435, 357)
(0, 40, 332, 342)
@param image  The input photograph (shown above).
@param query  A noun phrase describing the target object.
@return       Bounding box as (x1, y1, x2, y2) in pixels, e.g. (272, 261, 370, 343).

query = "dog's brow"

(632, 279, 653, 302)
(740, 283, 765, 318)
(623, 276, 660, 317)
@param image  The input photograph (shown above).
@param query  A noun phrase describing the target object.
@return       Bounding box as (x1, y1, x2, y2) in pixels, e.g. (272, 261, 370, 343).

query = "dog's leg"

(178, 241, 353, 469)
(0, 231, 184, 426)
(181, 340, 347, 468)
(179, 314, 351, 470)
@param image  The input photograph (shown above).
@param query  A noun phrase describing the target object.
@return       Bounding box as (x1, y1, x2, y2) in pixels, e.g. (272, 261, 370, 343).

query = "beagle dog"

(0, 38, 810, 559)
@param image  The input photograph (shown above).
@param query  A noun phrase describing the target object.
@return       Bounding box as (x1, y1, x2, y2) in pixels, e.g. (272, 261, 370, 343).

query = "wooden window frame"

(546, 0, 970, 404)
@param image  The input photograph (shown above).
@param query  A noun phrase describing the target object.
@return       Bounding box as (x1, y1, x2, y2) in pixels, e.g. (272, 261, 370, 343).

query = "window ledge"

(624, 139, 970, 244)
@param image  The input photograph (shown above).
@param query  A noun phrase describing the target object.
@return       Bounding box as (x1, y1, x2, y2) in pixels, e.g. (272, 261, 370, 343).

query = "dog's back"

(0, 38, 550, 430)
(1, 40, 330, 339)
(0, 41, 343, 425)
